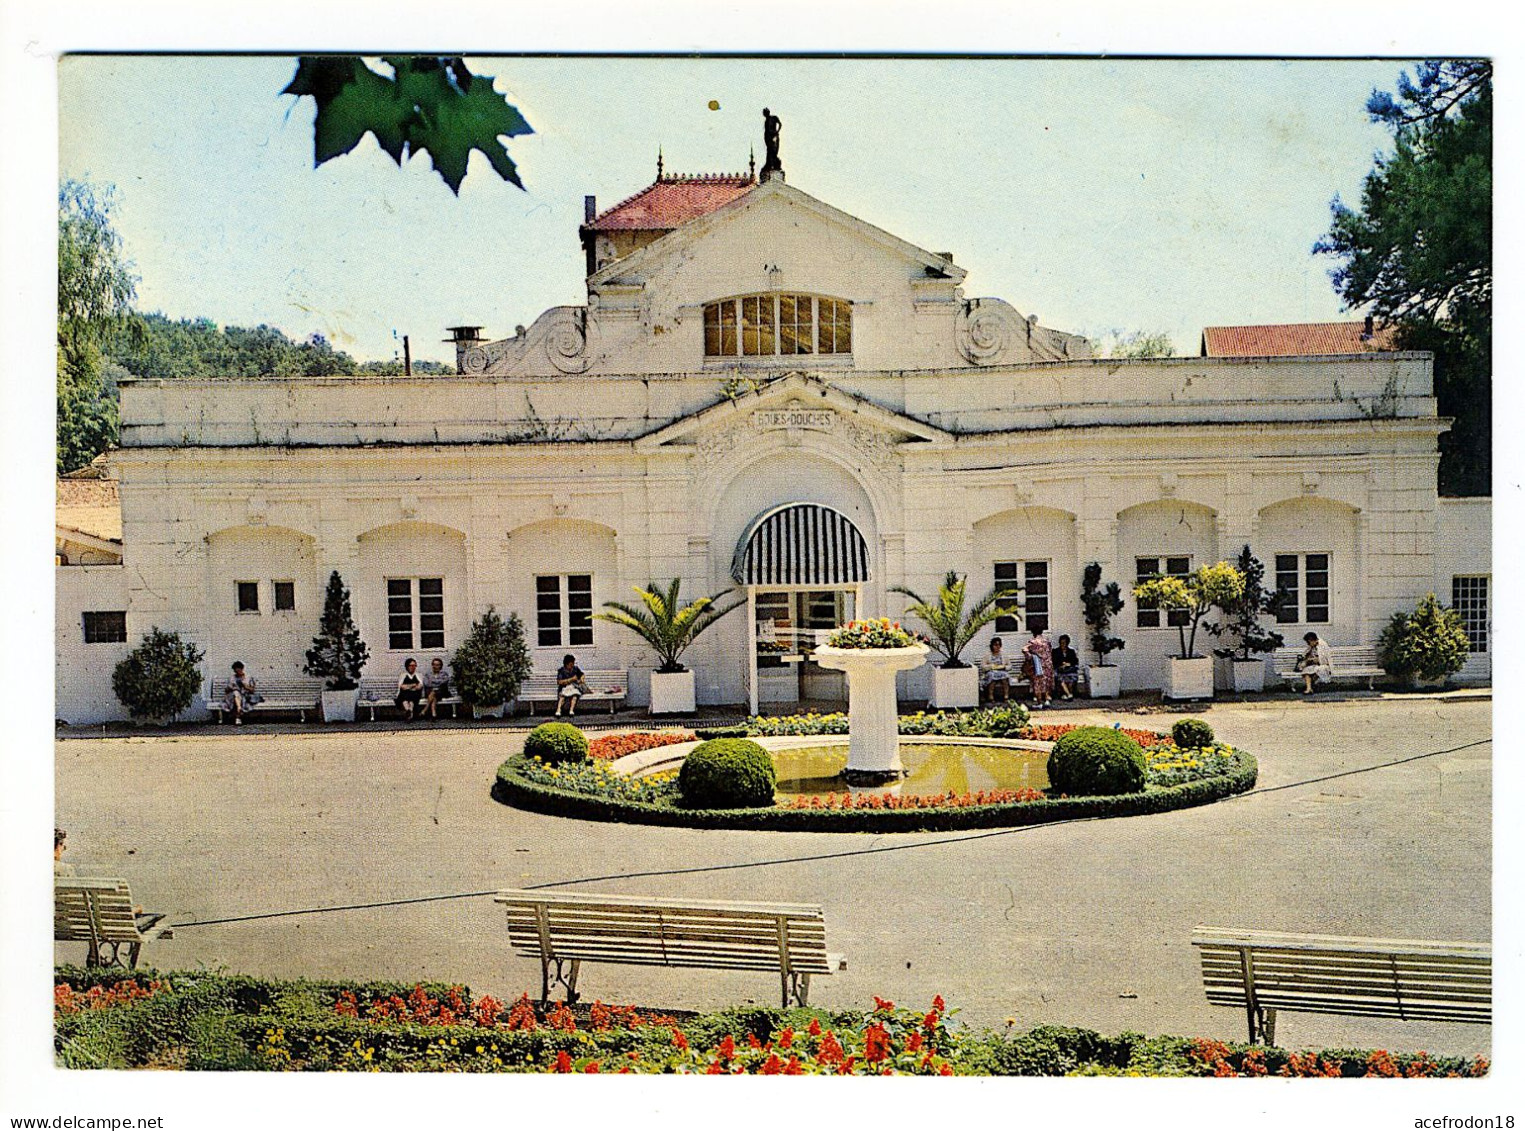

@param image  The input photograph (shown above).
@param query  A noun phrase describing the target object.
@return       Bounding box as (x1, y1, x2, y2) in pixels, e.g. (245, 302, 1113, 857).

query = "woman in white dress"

(1296, 631, 1334, 694)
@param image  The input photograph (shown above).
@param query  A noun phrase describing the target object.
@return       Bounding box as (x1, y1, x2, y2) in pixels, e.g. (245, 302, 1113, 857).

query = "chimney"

(446, 326, 485, 374)
(584, 195, 597, 223)
(1362, 313, 1374, 340)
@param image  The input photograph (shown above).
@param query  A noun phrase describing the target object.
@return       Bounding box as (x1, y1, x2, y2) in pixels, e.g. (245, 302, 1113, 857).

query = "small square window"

(273, 581, 296, 611)
(236, 581, 260, 613)
(82, 611, 127, 644)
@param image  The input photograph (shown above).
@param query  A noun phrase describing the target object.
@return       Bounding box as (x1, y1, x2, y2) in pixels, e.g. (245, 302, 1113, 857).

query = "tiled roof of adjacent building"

(1201, 321, 1400, 357)
(585, 173, 757, 232)
(57, 476, 122, 544)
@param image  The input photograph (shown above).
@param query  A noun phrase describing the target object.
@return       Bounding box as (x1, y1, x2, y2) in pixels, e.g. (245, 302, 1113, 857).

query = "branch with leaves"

(890, 571, 1018, 669)
(283, 56, 534, 194)
(596, 579, 744, 674)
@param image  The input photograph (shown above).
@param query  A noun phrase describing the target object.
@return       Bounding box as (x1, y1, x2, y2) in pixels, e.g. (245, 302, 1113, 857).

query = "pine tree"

(304, 571, 369, 690)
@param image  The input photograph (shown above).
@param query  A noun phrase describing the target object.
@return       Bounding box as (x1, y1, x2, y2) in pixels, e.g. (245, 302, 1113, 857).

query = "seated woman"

(979, 637, 1012, 703)
(222, 661, 262, 726)
(1053, 634, 1082, 700)
(395, 658, 424, 720)
(1295, 631, 1334, 694)
(420, 657, 451, 719)
(554, 654, 588, 717)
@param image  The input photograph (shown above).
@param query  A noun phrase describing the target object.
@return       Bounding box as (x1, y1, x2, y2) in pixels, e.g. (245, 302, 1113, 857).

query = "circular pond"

(769, 740, 1050, 801)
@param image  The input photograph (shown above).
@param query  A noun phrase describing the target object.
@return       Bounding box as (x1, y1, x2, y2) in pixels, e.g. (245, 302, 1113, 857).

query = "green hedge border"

(492, 748, 1257, 833)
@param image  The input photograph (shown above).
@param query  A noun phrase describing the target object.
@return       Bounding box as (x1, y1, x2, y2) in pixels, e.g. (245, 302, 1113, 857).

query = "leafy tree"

(1080, 562, 1126, 665)
(1205, 545, 1285, 661)
(111, 628, 205, 721)
(1085, 329, 1176, 359)
(450, 606, 532, 708)
(58, 179, 140, 472)
(890, 570, 1018, 669)
(303, 571, 369, 690)
(596, 579, 744, 674)
(283, 56, 534, 194)
(1377, 592, 1470, 683)
(1315, 60, 1491, 496)
(1133, 561, 1244, 660)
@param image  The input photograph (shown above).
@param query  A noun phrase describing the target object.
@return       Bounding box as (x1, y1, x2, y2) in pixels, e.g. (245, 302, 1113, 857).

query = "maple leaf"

(283, 56, 533, 193)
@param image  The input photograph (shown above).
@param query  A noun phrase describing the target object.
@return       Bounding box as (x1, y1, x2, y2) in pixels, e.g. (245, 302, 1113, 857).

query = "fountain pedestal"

(812, 643, 930, 785)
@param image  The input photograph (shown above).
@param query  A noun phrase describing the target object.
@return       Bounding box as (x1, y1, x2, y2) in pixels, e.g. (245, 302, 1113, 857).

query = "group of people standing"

(977, 623, 1081, 709)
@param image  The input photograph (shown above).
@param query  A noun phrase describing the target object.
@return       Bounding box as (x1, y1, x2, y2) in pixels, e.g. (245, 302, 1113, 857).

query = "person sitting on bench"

(1053, 634, 1081, 700)
(222, 661, 262, 725)
(1295, 631, 1334, 694)
(54, 827, 164, 932)
(395, 658, 423, 720)
(421, 657, 451, 719)
(979, 637, 1011, 702)
(554, 654, 589, 717)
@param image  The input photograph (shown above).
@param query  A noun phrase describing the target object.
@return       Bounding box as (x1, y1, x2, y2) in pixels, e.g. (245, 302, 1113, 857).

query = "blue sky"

(59, 55, 1406, 366)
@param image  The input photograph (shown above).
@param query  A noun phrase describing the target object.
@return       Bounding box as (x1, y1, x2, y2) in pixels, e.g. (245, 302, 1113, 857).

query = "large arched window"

(703, 294, 852, 358)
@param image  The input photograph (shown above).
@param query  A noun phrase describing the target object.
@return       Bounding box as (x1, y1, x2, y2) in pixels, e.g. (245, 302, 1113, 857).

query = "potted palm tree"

(596, 579, 743, 714)
(1080, 563, 1126, 699)
(1205, 545, 1284, 692)
(1133, 561, 1244, 700)
(303, 570, 369, 721)
(890, 570, 1018, 709)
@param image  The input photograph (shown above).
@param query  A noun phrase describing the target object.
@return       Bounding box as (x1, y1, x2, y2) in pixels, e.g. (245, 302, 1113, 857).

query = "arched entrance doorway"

(732, 503, 871, 713)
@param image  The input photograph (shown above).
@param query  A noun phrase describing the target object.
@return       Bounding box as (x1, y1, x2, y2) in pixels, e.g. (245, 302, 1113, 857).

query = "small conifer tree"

(304, 571, 369, 690)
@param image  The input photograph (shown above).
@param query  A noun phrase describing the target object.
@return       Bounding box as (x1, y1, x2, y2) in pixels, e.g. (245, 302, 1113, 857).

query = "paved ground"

(55, 695, 1491, 1055)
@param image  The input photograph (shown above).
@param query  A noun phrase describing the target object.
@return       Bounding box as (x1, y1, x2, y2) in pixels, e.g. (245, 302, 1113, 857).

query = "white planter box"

(472, 702, 506, 719)
(650, 669, 696, 715)
(1163, 657, 1214, 700)
(1231, 658, 1267, 693)
(929, 664, 980, 709)
(1086, 664, 1121, 699)
(321, 689, 357, 722)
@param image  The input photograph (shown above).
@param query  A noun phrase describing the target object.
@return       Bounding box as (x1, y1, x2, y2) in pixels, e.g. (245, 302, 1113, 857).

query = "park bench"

(519, 669, 628, 715)
(1192, 926, 1491, 1045)
(55, 876, 174, 969)
(356, 674, 464, 720)
(205, 676, 324, 723)
(495, 890, 846, 1007)
(1274, 644, 1385, 690)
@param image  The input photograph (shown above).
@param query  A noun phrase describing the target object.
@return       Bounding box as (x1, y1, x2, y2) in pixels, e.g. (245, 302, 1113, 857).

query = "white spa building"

(55, 160, 1491, 723)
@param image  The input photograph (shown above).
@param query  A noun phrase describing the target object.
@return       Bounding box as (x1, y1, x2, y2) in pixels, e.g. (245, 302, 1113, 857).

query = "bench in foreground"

(1193, 925, 1490, 1044)
(496, 889, 845, 1007)
(55, 877, 173, 969)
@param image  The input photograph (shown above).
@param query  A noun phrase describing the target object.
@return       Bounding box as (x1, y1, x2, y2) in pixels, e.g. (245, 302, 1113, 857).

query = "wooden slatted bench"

(519, 670, 628, 715)
(356, 674, 464, 720)
(55, 877, 174, 969)
(495, 890, 846, 1007)
(1193, 926, 1491, 1045)
(206, 677, 324, 723)
(1274, 645, 1386, 690)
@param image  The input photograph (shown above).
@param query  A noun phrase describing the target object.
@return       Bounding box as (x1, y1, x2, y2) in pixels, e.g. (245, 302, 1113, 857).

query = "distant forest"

(104, 313, 451, 380)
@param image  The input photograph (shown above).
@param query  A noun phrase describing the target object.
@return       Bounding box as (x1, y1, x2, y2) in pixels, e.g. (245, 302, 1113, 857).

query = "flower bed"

(588, 731, 696, 760)
(516, 756, 680, 805)
(54, 968, 1488, 1076)
(823, 618, 923, 649)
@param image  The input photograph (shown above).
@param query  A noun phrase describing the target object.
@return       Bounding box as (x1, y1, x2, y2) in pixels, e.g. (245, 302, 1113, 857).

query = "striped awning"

(732, 504, 871, 586)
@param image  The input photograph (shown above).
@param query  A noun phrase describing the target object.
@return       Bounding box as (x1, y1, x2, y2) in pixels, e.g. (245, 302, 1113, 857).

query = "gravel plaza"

(55, 693, 1491, 1056)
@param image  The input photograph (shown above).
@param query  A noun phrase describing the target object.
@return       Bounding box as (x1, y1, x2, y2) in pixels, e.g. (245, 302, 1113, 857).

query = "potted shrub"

(111, 627, 205, 725)
(1080, 563, 1126, 699)
(1377, 592, 1470, 689)
(890, 570, 1017, 709)
(303, 570, 369, 722)
(596, 579, 743, 714)
(451, 606, 532, 718)
(1133, 561, 1244, 700)
(1204, 545, 1285, 692)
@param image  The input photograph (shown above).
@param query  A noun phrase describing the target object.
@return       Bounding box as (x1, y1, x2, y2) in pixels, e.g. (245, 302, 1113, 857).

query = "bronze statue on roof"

(760, 108, 783, 181)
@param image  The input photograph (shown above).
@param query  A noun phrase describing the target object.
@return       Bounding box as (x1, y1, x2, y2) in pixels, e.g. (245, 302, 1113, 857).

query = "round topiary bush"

(678, 738, 777, 809)
(523, 722, 589, 765)
(1171, 718, 1214, 749)
(1046, 727, 1146, 796)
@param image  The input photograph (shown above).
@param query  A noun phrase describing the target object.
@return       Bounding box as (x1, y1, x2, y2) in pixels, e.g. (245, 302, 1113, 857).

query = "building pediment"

(634, 372, 952, 456)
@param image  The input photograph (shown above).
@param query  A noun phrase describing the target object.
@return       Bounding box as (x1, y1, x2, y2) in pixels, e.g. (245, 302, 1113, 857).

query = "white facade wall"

(56, 566, 130, 725)
(1436, 497, 1493, 684)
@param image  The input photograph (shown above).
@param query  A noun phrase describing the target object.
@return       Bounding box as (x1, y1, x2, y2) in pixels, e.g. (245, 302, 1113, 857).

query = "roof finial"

(749, 145, 756, 181)
(657, 147, 664, 180)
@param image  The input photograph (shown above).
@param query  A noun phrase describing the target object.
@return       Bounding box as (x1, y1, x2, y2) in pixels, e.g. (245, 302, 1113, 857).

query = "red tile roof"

(585, 173, 756, 232)
(1201, 321, 1400, 357)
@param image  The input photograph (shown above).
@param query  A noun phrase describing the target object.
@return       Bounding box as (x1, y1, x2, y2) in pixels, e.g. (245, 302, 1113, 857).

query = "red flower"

(761, 1053, 784, 1075)
(906, 1032, 924, 1053)
(784, 1056, 804, 1075)
(716, 1034, 736, 1062)
(863, 1023, 893, 1063)
(932, 995, 946, 1012)
(671, 1029, 689, 1051)
(938, 1064, 954, 1076)
(584, 1061, 602, 1073)
(923, 1010, 940, 1030)
(807, 1018, 822, 1037)
(777, 1027, 794, 1049)
(746, 1032, 763, 1050)
(816, 1032, 845, 1066)
(548, 1002, 577, 1032)
(553, 1050, 572, 1073)
(872, 996, 895, 1013)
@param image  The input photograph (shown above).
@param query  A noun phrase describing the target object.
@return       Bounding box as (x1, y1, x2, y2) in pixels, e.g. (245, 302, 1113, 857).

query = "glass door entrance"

(753, 588, 856, 705)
